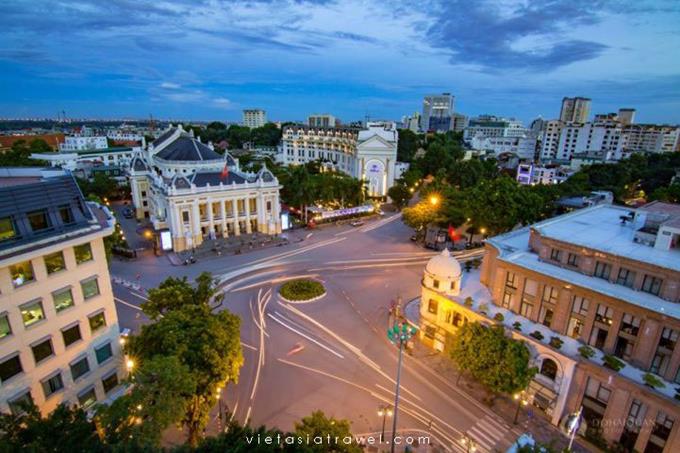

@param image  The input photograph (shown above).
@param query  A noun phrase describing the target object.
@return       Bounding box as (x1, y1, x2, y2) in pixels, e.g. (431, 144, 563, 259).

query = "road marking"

(129, 290, 149, 301)
(230, 273, 320, 292)
(245, 405, 252, 423)
(268, 312, 344, 359)
(466, 415, 511, 452)
(240, 342, 257, 351)
(114, 297, 142, 311)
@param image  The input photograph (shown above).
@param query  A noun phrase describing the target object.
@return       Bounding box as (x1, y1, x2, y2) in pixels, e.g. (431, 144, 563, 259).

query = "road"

(110, 213, 517, 452)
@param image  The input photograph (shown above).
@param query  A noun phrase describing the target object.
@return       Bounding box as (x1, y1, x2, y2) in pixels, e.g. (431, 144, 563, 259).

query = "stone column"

(232, 198, 240, 235)
(220, 199, 228, 238)
(192, 201, 200, 247)
(207, 197, 214, 238)
(245, 197, 252, 233)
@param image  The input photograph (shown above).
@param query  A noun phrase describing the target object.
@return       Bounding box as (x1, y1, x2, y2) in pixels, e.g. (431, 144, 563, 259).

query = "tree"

(77, 173, 119, 201)
(402, 200, 439, 235)
(128, 272, 243, 447)
(0, 139, 48, 167)
(387, 183, 412, 209)
(293, 411, 362, 453)
(448, 322, 536, 396)
(396, 129, 419, 162)
(226, 125, 252, 149)
(29, 138, 53, 153)
(0, 402, 105, 452)
(251, 123, 282, 147)
(97, 355, 196, 449)
(184, 422, 288, 452)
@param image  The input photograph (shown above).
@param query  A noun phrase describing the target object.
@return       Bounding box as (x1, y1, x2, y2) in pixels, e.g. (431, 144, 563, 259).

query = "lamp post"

(216, 387, 224, 432)
(460, 434, 477, 453)
(377, 404, 393, 444)
(513, 390, 529, 424)
(387, 321, 417, 453)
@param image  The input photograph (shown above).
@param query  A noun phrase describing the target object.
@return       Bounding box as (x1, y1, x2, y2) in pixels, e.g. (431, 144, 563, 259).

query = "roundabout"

(278, 278, 327, 303)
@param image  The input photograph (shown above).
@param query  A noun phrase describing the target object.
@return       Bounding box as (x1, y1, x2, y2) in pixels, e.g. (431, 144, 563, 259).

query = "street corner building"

(128, 124, 282, 252)
(419, 202, 680, 452)
(0, 168, 125, 416)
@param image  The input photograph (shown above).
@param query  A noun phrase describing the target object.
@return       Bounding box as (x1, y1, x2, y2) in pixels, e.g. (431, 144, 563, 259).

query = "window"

(0, 314, 11, 340)
(102, 373, 119, 394)
(20, 300, 45, 327)
(594, 261, 611, 280)
(589, 326, 609, 349)
(541, 286, 559, 304)
(502, 290, 512, 308)
(8, 391, 32, 415)
(427, 299, 438, 314)
(432, 279, 440, 289)
(41, 373, 64, 398)
(9, 260, 35, 287)
(44, 251, 66, 274)
(31, 339, 54, 364)
(74, 243, 93, 264)
(595, 304, 613, 325)
(567, 317, 584, 339)
(567, 253, 579, 267)
(505, 271, 518, 289)
(572, 296, 589, 316)
(27, 209, 50, 232)
(523, 279, 538, 296)
(646, 412, 674, 453)
(62, 324, 82, 347)
(0, 217, 17, 241)
(70, 357, 90, 381)
(88, 312, 106, 332)
(550, 248, 562, 262)
(585, 378, 611, 405)
(52, 288, 74, 312)
(619, 313, 640, 336)
(58, 205, 74, 224)
(520, 299, 533, 318)
(81, 278, 100, 300)
(641, 275, 662, 296)
(452, 312, 463, 327)
(616, 267, 636, 288)
(540, 359, 558, 380)
(95, 342, 113, 364)
(78, 387, 97, 409)
(182, 211, 190, 223)
(0, 355, 23, 382)
(539, 307, 554, 328)
(651, 328, 678, 376)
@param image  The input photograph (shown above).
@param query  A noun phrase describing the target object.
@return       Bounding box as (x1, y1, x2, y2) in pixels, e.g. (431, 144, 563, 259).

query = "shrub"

(529, 330, 544, 341)
(549, 337, 563, 349)
(579, 345, 595, 359)
(493, 313, 504, 322)
(602, 354, 625, 372)
(513, 321, 522, 331)
(464, 261, 472, 272)
(479, 303, 489, 314)
(279, 279, 325, 301)
(643, 373, 666, 389)
(464, 297, 473, 307)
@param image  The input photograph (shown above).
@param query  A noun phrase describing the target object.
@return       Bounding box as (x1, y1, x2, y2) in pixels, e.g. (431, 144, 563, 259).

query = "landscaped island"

(279, 279, 326, 301)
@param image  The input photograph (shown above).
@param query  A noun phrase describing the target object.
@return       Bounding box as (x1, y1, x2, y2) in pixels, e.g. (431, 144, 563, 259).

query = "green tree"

(226, 125, 252, 149)
(448, 322, 536, 396)
(77, 173, 119, 201)
(29, 138, 53, 153)
(141, 272, 223, 320)
(293, 411, 362, 453)
(251, 123, 283, 147)
(184, 421, 287, 452)
(387, 183, 412, 209)
(0, 139, 48, 166)
(402, 200, 439, 235)
(396, 129, 420, 162)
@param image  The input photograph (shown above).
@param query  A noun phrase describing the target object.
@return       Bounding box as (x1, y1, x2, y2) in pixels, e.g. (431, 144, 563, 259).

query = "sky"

(1, 0, 680, 124)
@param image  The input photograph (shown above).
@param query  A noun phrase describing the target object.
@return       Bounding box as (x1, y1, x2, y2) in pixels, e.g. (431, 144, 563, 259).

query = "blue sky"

(1, 0, 679, 124)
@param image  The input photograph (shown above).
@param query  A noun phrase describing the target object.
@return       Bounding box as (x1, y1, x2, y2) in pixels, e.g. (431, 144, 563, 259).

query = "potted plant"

(549, 336, 563, 349)
(479, 303, 489, 315)
(529, 330, 544, 341)
(513, 321, 522, 331)
(602, 354, 625, 372)
(493, 313, 504, 322)
(578, 345, 595, 359)
(464, 297, 473, 308)
(643, 373, 665, 389)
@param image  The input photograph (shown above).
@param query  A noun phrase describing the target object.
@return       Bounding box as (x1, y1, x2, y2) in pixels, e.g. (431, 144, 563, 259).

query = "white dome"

(425, 249, 462, 279)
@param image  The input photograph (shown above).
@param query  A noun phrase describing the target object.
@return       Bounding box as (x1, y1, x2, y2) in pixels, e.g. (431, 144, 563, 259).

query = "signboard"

(319, 204, 374, 220)
(160, 230, 173, 251)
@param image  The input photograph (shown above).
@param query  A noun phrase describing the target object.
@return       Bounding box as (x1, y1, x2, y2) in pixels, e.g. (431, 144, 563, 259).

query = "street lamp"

(513, 390, 529, 424)
(216, 387, 224, 432)
(460, 434, 477, 453)
(126, 358, 135, 371)
(377, 404, 393, 443)
(429, 195, 439, 206)
(386, 321, 418, 453)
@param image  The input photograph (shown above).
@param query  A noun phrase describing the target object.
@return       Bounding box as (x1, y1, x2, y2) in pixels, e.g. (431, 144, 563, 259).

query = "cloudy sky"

(1, 0, 679, 124)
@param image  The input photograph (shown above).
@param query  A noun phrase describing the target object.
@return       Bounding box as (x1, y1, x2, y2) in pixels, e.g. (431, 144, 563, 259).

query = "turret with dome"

(423, 248, 463, 296)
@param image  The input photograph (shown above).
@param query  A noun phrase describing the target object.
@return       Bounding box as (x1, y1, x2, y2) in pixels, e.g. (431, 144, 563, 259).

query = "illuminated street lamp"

(386, 321, 418, 453)
(216, 387, 224, 431)
(429, 195, 439, 206)
(377, 404, 393, 443)
(460, 434, 477, 453)
(126, 358, 135, 371)
(513, 390, 529, 424)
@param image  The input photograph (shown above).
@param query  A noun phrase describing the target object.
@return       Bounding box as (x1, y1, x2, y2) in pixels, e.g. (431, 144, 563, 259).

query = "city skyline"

(1, 1, 680, 123)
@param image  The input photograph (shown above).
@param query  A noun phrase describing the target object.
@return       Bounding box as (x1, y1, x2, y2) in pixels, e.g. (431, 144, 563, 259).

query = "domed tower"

(423, 248, 462, 296)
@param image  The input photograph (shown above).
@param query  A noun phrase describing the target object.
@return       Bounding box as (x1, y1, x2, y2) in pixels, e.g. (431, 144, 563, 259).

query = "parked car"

(349, 220, 364, 227)
(123, 208, 134, 219)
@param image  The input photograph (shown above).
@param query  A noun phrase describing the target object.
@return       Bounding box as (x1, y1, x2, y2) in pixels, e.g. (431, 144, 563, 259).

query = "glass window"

(31, 339, 54, 364)
(567, 317, 584, 339)
(502, 290, 512, 308)
(427, 299, 438, 314)
(42, 373, 64, 398)
(541, 286, 559, 304)
(70, 357, 90, 381)
(0, 314, 12, 339)
(88, 312, 106, 332)
(433, 279, 440, 289)
(8, 391, 32, 415)
(539, 307, 554, 328)
(58, 205, 74, 225)
(616, 267, 636, 288)
(505, 272, 518, 289)
(27, 210, 50, 232)
(520, 299, 533, 318)
(9, 260, 35, 287)
(52, 288, 74, 312)
(62, 324, 82, 347)
(81, 278, 100, 300)
(550, 248, 561, 262)
(619, 313, 641, 336)
(0, 217, 17, 241)
(595, 304, 613, 325)
(44, 251, 66, 274)
(102, 372, 119, 394)
(641, 275, 662, 296)
(540, 359, 558, 380)
(567, 253, 579, 267)
(74, 243, 93, 264)
(78, 387, 97, 409)
(95, 343, 113, 364)
(0, 355, 23, 382)
(594, 261, 611, 280)
(20, 300, 45, 327)
(572, 296, 589, 315)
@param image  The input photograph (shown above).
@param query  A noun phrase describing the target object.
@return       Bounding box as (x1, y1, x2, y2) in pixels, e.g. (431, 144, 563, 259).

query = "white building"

(469, 136, 537, 160)
(307, 114, 338, 128)
(129, 125, 281, 252)
(277, 122, 398, 197)
(242, 109, 267, 128)
(31, 146, 141, 173)
(464, 115, 526, 141)
(516, 163, 573, 185)
(59, 136, 108, 152)
(560, 97, 591, 123)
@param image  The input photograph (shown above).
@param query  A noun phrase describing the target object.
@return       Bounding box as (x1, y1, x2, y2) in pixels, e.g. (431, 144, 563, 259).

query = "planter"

(549, 336, 563, 349)
(529, 331, 544, 341)
(602, 354, 625, 372)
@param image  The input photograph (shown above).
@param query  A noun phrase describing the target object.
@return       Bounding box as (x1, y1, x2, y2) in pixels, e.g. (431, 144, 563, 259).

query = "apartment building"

(422, 93, 454, 132)
(464, 115, 526, 141)
(59, 135, 108, 152)
(560, 97, 592, 123)
(0, 168, 124, 416)
(307, 114, 339, 128)
(242, 109, 267, 128)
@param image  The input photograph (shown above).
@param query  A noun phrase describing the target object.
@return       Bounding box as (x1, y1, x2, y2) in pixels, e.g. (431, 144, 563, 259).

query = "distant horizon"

(2, 1, 679, 124)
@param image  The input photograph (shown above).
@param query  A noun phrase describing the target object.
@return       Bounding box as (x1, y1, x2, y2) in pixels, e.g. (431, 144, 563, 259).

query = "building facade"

(469, 136, 537, 160)
(464, 115, 526, 141)
(242, 109, 267, 128)
(516, 164, 573, 185)
(0, 168, 124, 416)
(307, 114, 339, 128)
(276, 122, 398, 198)
(129, 125, 282, 252)
(560, 97, 592, 123)
(422, 93, 454, 133)
(59, 136, 109, 152)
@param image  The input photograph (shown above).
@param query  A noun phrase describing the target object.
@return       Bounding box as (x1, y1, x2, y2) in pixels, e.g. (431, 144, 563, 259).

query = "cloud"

(160, 82, 181, 89)
(213, 97, 233, 108)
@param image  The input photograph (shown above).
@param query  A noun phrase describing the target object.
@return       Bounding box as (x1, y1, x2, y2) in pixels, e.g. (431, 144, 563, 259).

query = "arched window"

(540, 358, 558, 381)
(452, 312, 463, 327)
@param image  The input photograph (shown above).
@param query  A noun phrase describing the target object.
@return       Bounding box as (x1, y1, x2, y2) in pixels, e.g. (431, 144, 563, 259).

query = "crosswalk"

(451, 415, 512, 453)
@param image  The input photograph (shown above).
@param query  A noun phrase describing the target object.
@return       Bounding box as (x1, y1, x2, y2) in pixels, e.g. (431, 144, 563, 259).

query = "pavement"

(108, 206, 594, 452)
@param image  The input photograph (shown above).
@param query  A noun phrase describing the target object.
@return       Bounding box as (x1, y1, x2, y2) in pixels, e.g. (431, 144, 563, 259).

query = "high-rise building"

(560, 97, 591, 123)
(422, 93, 454, 132)
(464, 115, 526, 140)
(618, 108, 636, 126)
(242, 109, 267, 128)
(307, 114, 339, 128)
(451, 113, 468, 133)
(0, 168, 124, 416)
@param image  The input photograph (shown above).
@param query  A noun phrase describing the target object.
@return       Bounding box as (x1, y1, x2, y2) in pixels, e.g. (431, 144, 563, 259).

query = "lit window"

(78, 387, 97, 409)
(427, 299, 438, 314)
(0, 314, 12, 339)
(88, 311, 106, 332)
(41, 373, 64, 398)
(74, 243, 93, 264)
(20, 300, 45, 327)
(44, 251, 66, 274)
(81, 278, 100, 300)
(53, 288, 74, 312)
(9, 260, 35, 287)
(0, 217, 17, 241)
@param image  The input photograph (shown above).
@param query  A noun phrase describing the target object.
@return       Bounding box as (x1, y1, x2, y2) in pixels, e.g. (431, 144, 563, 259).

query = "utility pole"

(387, 321, 417, 453)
